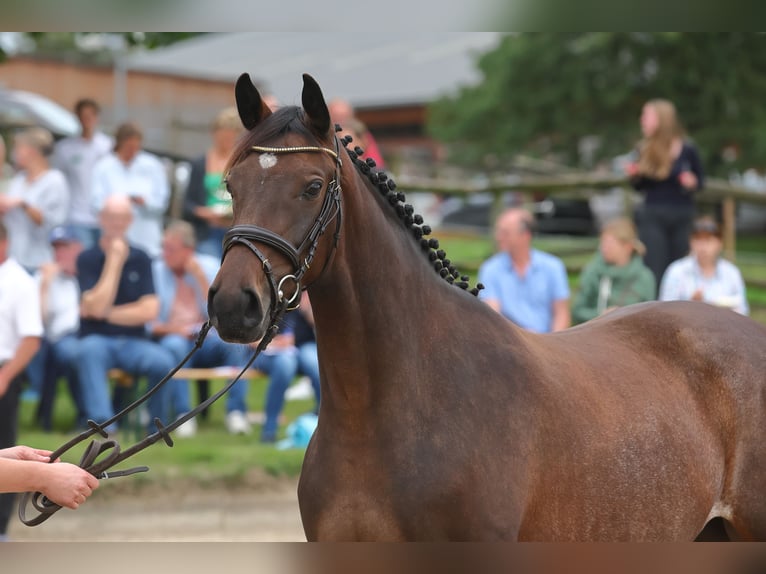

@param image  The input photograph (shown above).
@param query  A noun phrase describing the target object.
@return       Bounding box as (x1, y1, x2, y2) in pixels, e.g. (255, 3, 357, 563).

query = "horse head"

(208, 73, 342, 343)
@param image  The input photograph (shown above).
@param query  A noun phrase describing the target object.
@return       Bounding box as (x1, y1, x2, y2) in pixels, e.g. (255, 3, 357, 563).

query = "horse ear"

(301, 73, 331, 137)
(235, 73, 271, 131)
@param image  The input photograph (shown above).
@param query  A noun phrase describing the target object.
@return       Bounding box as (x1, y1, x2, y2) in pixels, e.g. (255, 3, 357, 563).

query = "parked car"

(0, 87, 80, 138)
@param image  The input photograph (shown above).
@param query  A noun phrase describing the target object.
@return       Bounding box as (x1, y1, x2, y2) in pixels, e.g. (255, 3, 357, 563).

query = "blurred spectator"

(0, 220, 43, 540)
(624, 99, 704, 286)
(30, 226, 87, 431)
(478, 208, 570, 333)
(572, 217, 656, 324)
(91, 122, 169, 258)
(659, 216, 748, 315)
(0, 128, 70, 273)
(75, 194, 174, 435)
(293, 291, 320, 410)
(328, 98, 385, 168)
(183, 107, 243, 259)
(52, 98, 113, 249)
(151, 220, 248, 437)
(0, 135, 13, 194)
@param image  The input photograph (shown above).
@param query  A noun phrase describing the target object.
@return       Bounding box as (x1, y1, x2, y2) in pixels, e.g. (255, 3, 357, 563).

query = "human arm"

(477, 260, 504, 315)
(0, 455, 99, 510)
(679, 143, 705, 192)
(130, 155, 170, 215)
(551, 299, 571, 332)
(80, 239, 128, 319)
(105, 294, 160, 327)
(38, 263, 59, 323)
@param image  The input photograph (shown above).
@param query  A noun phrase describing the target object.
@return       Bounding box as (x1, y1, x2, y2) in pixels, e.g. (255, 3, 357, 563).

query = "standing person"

(328, 98, 385, 168)
(75, 194, 175, 435)
(183, 107, 243, 259)
(659, 216, 749, 315)
(0, 128, 70, 273)
(478, 208, 570, 333)
(151, 220, 249, 437)
(572, 217, 656, 324)
(624, 99, 704, 287)
(0, 220, 43, 540)
(52, 98, 113, 249)
(91, 122, 170, 259)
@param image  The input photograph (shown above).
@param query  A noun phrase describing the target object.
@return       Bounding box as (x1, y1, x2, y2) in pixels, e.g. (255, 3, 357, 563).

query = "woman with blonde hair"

(183, 106, 245, 258)
(624, 99, 704, 286)
(572, 217, 656, 324)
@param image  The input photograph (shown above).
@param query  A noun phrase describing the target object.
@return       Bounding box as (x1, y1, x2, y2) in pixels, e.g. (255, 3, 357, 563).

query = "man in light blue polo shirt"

(479, 208, 571, 333)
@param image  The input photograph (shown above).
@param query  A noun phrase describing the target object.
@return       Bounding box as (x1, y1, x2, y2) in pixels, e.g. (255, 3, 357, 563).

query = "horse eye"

(303, 180, 323, 198)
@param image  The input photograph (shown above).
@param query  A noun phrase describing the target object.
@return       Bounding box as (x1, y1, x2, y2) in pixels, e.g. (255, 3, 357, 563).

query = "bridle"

(221, 137, 344, 315)
(19, 135, 345, 527)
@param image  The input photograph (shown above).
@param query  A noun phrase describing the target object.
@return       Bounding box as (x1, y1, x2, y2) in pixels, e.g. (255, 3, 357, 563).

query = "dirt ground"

(8, 475, 306, 542)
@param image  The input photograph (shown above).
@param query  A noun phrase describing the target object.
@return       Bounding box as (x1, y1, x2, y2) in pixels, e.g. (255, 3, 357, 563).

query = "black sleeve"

(687, 143, 705, 190)
(183, 155, 207, 223)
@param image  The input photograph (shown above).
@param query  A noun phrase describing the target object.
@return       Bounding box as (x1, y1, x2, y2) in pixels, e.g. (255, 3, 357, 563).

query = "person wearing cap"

(52, 98, 113, 249)
(0, 127, 70, 273)
(659, 216, 749, 315)
(572, 217, 656, 325)
(28, 225, 88, 431)
(0, 219, 43, 540)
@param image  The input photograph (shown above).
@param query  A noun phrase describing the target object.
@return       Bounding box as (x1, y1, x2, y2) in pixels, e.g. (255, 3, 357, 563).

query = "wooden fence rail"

(393, 173, 766, 260)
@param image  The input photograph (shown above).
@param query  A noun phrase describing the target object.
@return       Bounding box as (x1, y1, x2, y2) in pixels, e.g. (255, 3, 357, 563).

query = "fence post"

(722, 196, 736, 261)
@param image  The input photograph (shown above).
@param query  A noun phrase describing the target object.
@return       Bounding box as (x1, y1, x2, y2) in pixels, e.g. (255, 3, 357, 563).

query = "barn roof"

(125, 32, 506, 109)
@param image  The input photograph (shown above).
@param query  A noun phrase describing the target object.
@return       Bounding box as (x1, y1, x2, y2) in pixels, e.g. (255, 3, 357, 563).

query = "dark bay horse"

(207, 73, 766, 541)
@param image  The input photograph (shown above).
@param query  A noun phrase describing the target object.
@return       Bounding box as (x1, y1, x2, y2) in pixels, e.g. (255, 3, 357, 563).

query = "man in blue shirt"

(76, 194, 175, 434)
(478, 208, 571, 333)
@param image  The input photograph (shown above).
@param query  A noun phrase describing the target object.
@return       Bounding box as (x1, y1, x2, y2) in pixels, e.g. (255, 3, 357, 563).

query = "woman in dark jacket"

(624, 99, 704, 287)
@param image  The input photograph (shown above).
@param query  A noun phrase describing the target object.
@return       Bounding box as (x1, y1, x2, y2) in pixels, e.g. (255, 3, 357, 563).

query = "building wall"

(0, 57, 236, 158)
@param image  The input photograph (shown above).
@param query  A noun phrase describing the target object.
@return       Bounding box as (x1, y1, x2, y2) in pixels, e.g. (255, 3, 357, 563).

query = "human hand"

(130, 194, 146, 207)
(0, 445, 55, 463)
(624, 162, 640, 177)
(39, 262, 60, 285)
(691, 289, 704, 302)
(679, 170, 698, 190)
(40, 462, 99, 510)
(106, 237, 129, 264)
(0, 195, 21, 214)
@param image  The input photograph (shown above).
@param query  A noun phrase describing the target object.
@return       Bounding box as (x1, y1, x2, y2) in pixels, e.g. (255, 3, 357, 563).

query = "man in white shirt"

(0, 220, 43, 540)
(52, 98, 113, 249)
(659, 216, 749, 315)
(91, 122, 169, 258)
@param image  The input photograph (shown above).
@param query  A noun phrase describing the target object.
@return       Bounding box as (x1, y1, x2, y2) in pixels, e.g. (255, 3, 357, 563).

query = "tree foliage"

(428, 33, 766, 176)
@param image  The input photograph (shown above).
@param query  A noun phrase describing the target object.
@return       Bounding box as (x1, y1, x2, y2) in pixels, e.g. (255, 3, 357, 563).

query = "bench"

(109, 367, 263, 421)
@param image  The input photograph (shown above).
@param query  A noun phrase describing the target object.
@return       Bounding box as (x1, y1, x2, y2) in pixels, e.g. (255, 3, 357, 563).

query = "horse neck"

(306, 170, 458, 413)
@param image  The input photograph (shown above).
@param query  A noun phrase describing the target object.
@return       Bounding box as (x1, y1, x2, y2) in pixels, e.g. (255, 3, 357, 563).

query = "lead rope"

(19, 300, 291, 526)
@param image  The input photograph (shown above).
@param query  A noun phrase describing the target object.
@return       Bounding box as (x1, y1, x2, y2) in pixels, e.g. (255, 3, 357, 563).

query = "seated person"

(32, 226, 87, 431)
(572, 217, 656, 324)
(659, 216, 749, 315)
(151, 220, 249, 437)
(75, 194, 175, 435)
(478, 208, 570, 333)
(255, 299, 321, 444)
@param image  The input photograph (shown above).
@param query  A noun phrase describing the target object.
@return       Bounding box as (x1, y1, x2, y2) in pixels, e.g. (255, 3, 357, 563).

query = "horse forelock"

(226, 106, 322, 174)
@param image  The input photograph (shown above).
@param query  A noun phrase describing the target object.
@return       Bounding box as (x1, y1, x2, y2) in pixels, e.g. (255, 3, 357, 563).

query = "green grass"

(17, 376, 313, 486)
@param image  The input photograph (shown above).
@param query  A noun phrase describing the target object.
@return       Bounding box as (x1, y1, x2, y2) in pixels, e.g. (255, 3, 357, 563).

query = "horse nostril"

(242, 287, 262, 323)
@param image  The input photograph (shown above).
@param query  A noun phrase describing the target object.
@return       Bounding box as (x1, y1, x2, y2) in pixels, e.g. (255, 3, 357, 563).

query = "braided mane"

(228, 106, 483, 296)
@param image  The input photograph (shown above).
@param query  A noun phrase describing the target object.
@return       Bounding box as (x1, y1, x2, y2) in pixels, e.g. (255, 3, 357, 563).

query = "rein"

(20, 138, 344, 527)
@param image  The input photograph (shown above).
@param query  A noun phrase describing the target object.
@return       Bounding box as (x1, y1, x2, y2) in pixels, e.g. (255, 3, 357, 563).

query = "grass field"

(16, 230, 766, 485)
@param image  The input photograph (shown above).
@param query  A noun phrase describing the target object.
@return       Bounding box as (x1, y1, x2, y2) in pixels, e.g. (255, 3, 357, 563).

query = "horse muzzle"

(207, 278, 270, 344)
